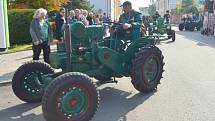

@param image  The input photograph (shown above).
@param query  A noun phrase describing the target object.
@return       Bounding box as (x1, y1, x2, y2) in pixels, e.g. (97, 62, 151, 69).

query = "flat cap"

(120, 1, 132, 7)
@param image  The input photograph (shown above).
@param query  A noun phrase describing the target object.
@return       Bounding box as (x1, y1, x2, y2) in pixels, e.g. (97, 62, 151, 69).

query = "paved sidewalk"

(0, 46, 56, 83)
(0, 50, 33, 83)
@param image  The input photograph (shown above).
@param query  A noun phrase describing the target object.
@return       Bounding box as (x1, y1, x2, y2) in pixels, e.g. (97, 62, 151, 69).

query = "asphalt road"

(1, 30, 215, 121)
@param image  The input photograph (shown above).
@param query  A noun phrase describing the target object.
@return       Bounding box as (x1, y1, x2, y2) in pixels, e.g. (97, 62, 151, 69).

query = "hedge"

(8, 9, 36, 46)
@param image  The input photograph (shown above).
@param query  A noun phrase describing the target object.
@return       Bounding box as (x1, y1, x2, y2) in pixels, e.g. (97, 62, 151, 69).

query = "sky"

(120, 0, 151, 11)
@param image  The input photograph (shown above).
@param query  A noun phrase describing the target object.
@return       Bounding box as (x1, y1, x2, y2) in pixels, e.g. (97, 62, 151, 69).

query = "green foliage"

(148, 4, 156, 16)
(181, 0, 198, 14)
(175, 2, 182, 13)
(9, 0, 68, 11)
(8, 9, 35, 46)
(183, 5, 199, 14)
(63, 0, 94, 11)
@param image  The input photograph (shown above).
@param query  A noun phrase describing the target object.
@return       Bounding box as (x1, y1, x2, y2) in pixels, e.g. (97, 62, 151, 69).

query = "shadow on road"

(0, 103, 41, 121)
(0, 71, 14, 82)
(93, 87, 155, 121)
(176, 31, 215, 48)
(0, 87, 155, 121)
(16, 55, 33, 61)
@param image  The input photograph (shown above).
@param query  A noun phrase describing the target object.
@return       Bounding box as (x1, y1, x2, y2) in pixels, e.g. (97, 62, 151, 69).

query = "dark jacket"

(119, 10, 142, 26)
(87, 16, 94, 25)
(29, 18, 52, 44)
(118, 10, 143, 40)
(55, 14, 65, 40)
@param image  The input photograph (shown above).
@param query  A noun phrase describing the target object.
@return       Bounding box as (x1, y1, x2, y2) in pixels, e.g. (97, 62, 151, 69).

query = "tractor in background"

(148, 17, 176, 42)
(179, 15, 202, 31)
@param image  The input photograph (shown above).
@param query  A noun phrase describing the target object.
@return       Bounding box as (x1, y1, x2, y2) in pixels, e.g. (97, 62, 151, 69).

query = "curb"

(0, 81, 12, 87)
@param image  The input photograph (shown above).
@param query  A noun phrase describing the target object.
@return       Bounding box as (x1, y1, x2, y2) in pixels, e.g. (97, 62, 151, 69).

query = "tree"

(63, 0, 94, 11)
(181, 0, 198, 14)
(175, 2, 182, 13)
(148, 3, 156, 16)
(10, 0, 68, 10)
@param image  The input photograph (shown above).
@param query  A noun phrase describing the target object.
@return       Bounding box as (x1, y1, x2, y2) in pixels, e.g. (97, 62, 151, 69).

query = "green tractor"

(148, 17, 175, 42)
(12, 11, 165, 121)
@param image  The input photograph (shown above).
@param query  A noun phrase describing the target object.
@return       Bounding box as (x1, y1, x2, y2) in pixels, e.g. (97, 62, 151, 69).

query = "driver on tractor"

(164, 10, 170, 24)
(152, 11, 161, 21)
(111, 1, 142, 49)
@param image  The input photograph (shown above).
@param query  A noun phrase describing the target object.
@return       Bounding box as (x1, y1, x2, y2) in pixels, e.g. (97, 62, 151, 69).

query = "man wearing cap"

(153, 11, 161, 21)
(164, 10, 170, 24)
(116, 1, 142, 40)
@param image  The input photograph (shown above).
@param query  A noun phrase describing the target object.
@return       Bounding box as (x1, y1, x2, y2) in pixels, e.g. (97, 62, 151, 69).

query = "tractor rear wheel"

(131, 46, 164, 93)
(167, 30, 172, 39)
(179, 23, 184, 31)
(42, 72, 99, 121)
(171, 30, 176, 42)
(189, 23, 195, 31)
(12, 61, 54, 103)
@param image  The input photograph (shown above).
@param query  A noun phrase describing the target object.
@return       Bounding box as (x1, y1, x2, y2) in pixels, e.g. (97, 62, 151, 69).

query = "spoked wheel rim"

(142, 56, 160, 83)
(20, 71, 45, 96)
(56, 84, 92, 121)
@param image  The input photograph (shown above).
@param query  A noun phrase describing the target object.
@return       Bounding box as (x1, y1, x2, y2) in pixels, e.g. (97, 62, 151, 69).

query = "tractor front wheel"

(131, 46, 164, 93)
(12, 61, 54, 103)
(42, 72, 99, 121)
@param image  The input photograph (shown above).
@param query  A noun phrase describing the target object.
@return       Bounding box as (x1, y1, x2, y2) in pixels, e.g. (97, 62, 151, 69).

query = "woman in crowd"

(95, 14, 101, 25)
(87, 12, 94, 25)
(82, 10, 89, 25)
(55, 8, 65, 43)
(29, 8, 52, 64)
(69, 10, 75, 22)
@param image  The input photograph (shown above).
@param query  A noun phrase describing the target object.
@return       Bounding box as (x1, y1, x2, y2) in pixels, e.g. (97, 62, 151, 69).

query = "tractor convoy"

(11, 11, 172, 121)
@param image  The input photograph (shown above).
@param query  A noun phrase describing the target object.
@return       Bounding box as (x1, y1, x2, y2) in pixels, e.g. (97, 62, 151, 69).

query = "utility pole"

(167, 0, 169, 10)
(107, 0, 109, 16)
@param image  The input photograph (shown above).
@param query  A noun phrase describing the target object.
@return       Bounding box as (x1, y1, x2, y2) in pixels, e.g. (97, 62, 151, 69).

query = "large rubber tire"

(12, 61, 54, 103)
(131, 46, 164, 93)
(185, 23, 190, 31)
(179, 23, 184, 31)
(171, 30, 176, 42)
(167, 30, 172, 39)
(42, 72, 99, 121)
(189, 26, 195, 31)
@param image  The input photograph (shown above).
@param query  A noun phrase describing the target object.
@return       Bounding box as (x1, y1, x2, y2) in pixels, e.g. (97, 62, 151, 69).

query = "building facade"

(89, 0, 122, 21)
(155, 0, 182, 15)
(139, 7, 149, 15)
(0, 0, 10, 50)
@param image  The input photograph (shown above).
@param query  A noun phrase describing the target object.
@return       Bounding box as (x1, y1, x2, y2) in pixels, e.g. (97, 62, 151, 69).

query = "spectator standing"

(74, 9, 83, 21)
(87, 12, 94, 25)
(55, 8, 65, 43)
(102, 13, 108, 23)
(30, 8, 53, 64)
(82, 10, 89, 25)
(69, 10, 75, 23)
(95, 14, 101, 24)
(102, 13, 109, 37)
